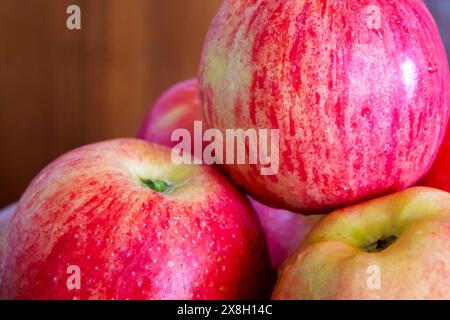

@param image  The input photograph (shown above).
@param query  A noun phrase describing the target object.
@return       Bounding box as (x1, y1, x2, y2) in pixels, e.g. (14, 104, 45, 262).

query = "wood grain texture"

(0, 0, 222, 206)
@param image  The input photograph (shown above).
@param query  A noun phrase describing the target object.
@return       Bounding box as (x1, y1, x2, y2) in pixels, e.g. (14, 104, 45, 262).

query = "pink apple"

(419, 127, 450, 192)
(138, 79, 204, 158)
(0, 203, 16, 238)
(199, 0, 450, 213)
(272, 187, 450, 300)
(0, 203, 16, 264)
(0, 139, 271, 300)
(248, 197, 323, 269)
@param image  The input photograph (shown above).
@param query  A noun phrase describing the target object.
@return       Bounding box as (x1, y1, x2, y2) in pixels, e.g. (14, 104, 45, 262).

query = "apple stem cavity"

(141, 179, 170, 194)
(366, 235, 397, 253)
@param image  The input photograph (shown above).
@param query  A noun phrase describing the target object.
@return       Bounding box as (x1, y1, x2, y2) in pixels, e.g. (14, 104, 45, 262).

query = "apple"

(199, 0, 450, 213)
(138, 79, 204, 159)
(248, 196, 323, 269)
(0, 139, 271, 300)
(0, 203, 16, 239)
(272, 187, 450, 300)
(0, 203, 16, 263)
(419, 127, 450, 192)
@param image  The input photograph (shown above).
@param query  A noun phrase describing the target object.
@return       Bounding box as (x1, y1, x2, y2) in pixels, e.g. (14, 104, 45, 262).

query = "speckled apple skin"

(0, 139, 271, 300)
(420, 127, 450, 192)
(199, 0, 450, 213)
(272, 187, 450, 300)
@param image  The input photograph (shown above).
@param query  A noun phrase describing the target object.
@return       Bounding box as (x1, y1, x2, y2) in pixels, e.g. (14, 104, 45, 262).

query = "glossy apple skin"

(200, 0, 450, 213)
(248, 197, 322, 269)
(272, 187, 450, 300)
(0, 139, 271, 300)
(138, 79, 204, 158)
(419, 127, 450, 192)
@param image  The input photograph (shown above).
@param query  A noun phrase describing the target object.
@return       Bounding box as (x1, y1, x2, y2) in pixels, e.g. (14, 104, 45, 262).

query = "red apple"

(248, 197, 323, 269)
(138, 79, 204, 158)
(200, 0, 450, 213)
(419, 127, 450, 192)
(272, 187, 450, 300)
(0, 139, 271, 300)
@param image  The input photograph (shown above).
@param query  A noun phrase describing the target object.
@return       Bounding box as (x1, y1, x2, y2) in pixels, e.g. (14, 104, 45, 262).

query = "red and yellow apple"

(200, 0, 450, 213)
(248, 197, 323, 269)
(0, 139, 271, 300)
(420, 127, 450, 192)
(138, 79, 204, 158)
(272, 187, 450, 300)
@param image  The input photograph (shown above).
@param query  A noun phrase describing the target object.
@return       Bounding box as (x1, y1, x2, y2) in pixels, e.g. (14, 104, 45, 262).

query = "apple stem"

(366, 235, 397, 253)
(141, 179, 170, 193)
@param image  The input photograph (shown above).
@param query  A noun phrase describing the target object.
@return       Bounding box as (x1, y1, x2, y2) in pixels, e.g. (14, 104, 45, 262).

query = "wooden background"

(0, 1, 449, 207)
(0, 0, 222, 206)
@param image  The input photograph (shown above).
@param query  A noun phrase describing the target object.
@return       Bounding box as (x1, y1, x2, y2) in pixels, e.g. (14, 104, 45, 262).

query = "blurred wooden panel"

(0, 0, 222, 206)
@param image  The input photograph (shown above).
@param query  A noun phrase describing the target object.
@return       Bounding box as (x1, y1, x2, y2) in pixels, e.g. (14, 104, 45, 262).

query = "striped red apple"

(199, 0, 450, 213)
(0, 139, 271, 300)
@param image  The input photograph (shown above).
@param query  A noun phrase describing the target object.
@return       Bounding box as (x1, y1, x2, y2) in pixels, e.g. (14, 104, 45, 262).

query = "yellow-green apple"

(199, 0, 450, 213)
(272, 187, 450, 300)
(248, 197, 322, 269)
(138, 79, 204, 158)
(419, 128, 450, 192)
(0, 139, 271, 300)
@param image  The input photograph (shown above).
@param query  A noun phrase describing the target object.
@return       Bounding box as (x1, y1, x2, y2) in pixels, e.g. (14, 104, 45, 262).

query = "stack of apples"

(1, 0, 450, 300)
